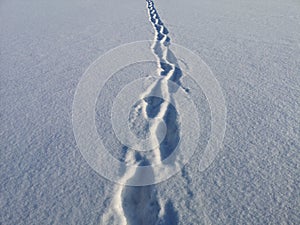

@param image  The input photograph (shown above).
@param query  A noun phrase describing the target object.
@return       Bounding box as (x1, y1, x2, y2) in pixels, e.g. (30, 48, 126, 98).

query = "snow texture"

(1, 0, 299, 224)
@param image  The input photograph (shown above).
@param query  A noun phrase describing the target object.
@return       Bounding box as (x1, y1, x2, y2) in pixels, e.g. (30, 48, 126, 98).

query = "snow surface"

(1, 0, 300, 224)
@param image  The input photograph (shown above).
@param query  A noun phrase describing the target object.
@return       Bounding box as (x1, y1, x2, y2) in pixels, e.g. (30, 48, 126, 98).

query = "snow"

(1, 0, 299, 224)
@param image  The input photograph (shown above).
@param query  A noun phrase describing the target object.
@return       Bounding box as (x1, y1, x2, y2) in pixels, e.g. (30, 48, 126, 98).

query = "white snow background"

(1, 0, 299, 224)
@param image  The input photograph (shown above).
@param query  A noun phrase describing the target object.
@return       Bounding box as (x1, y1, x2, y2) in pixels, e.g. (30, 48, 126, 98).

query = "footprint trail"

(102, 1, 185, 224)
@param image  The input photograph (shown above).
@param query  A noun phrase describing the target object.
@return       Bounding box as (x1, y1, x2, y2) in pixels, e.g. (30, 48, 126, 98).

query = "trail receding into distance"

(102, 1, 184, 224)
